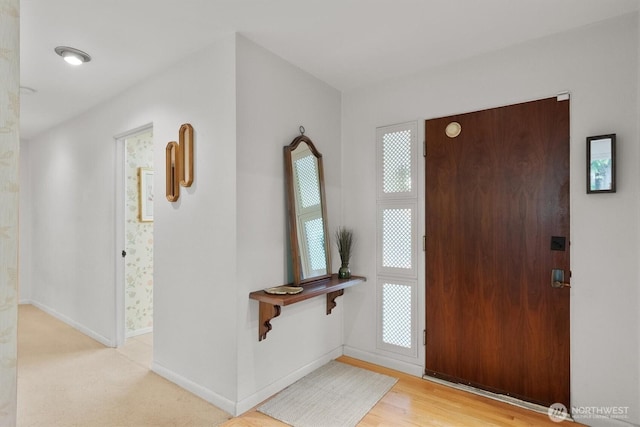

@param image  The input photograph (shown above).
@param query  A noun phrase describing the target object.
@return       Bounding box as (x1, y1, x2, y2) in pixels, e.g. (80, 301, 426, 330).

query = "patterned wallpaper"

(0, 1, 19, 425)
(125, 131, 154, 335)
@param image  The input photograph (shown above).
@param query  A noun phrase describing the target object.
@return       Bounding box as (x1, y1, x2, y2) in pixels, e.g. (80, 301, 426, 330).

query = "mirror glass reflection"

(285, 136, 331, 284)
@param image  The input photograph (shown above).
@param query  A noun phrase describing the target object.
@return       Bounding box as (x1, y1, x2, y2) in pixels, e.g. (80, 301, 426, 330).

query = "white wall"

(150, 37, 238, 409)
(27, 108, 119, 345)
(341, 12, 639, 427)
(234, 35, 343, 413)
(25, 36, 239, 410)
(24, 33, 343, 416)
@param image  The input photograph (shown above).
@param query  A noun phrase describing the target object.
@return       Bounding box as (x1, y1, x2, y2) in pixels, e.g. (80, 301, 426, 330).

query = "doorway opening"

(115, 124, 154, 356)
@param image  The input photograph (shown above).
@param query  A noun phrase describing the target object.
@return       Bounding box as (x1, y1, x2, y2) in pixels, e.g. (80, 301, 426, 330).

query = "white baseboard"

(126, 326, 153, 338)
(342, 346, 639, 427)
(234, 346, 344, 416)
(26, 301, 114, 347)
(343, 345, 424, 377)
(151, 361, 236, 416)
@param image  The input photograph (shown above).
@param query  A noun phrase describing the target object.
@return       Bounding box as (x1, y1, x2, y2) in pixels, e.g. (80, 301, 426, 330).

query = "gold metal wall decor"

(165, 123, 194, 202)
(165, 141, 180, 202)
(179, 124, 194, 187)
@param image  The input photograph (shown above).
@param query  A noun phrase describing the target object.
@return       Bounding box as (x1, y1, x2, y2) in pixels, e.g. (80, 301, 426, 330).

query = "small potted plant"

(336, 227, 354, 279)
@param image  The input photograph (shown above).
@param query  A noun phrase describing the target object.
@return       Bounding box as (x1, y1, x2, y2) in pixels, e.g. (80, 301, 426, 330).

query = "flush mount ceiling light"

(54, 46, 91, 65)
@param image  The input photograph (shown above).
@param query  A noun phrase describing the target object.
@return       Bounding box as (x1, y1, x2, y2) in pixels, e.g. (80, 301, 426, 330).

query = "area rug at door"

(258, 360, 398, 427)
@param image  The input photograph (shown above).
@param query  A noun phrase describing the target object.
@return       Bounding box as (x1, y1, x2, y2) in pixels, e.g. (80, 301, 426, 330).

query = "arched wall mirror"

(284, 134, 332, 285)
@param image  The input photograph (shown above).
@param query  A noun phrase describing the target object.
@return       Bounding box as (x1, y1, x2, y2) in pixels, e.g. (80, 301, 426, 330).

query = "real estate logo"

(548, 403, 569, 423)
(548, 403, 630, 423)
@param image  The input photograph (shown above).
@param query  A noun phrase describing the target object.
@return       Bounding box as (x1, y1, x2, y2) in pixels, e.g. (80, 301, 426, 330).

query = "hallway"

(17, 305, 230, 426)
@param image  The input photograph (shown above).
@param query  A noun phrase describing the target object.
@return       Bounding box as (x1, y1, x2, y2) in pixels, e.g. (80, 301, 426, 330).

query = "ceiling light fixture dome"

(54, 46, 91, 65)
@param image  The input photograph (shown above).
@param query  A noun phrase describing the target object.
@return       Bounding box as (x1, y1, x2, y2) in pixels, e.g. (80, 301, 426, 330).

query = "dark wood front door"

(425, 97, 570, 407)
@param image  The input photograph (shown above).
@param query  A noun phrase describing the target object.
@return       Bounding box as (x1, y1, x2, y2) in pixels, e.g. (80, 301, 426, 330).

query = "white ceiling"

(20, 0, 639, 140)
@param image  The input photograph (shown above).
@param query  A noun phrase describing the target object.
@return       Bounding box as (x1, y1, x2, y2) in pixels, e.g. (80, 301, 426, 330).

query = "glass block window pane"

(382, 208, 412, 269)
(304, 217, 326, 271)
(382, 282, 412, 348)
(376, 122, 418, 358)
(295, 155, 320, 209)
(382, 130, 412, 194)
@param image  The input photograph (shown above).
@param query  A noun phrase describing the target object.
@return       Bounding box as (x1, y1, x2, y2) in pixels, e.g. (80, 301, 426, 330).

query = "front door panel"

(425, 97, 570, 407)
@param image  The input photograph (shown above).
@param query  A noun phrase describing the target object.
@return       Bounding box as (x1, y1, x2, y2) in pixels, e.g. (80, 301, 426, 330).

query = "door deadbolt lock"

(551, 269, 570, 289)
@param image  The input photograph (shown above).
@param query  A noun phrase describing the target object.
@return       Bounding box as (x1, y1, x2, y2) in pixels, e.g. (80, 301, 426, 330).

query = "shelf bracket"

(258, 302, 281, 341)
(326, 289, 345, 315)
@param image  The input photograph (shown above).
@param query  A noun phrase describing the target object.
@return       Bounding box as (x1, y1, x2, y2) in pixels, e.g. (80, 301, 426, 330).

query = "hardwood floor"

(224, 356, 581, 427)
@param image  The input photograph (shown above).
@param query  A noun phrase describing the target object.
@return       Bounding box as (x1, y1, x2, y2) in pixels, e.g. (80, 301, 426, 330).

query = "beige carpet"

(17, 304, 231, 426)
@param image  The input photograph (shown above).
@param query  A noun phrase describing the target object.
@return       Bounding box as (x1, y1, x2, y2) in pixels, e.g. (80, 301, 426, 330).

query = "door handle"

(551, 269, 570, 289)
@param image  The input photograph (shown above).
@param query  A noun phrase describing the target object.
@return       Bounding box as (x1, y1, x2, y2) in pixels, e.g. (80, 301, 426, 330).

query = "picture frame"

(587, 134, 616, 194)
(138, 167, 154, 222)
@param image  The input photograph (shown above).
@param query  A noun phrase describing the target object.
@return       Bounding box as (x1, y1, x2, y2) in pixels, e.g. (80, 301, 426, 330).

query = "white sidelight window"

(376, 122, 418, 357)
(377, 202, 417, 277)
(379, 278, 417, 352)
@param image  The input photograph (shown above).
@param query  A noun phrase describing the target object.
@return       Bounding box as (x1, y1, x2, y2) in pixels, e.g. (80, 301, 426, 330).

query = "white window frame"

(375, 121, 419, 357)
(376, 200, 418, 278)
(376, 122, 418, 200)
(376, 277, 418, 357)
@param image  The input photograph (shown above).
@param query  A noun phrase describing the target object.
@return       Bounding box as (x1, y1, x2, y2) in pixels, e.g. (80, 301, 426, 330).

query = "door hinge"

(423, 329, 426, 346)
(422, 235, 426, 251)
(423, 140, 427, 157)
(121, 250, 127, 258)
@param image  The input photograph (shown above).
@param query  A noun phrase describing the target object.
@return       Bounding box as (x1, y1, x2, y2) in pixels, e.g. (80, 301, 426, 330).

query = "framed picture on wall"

(138, 167, 154, 222)
(586, 134, 616, 194)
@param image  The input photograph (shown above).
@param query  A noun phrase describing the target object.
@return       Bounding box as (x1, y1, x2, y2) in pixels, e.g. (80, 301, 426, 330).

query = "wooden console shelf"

(249, 274, 366, 341)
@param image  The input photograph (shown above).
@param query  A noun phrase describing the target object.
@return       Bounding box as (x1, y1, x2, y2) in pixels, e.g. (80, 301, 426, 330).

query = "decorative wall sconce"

(166, 141, 180, 202)
(165, 123, 194, 202)
(179, 123, 194, 187)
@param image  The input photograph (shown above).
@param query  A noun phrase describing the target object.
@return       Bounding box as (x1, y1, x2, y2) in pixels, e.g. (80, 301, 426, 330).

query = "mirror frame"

(284, 135, 332, 285)
(586, 134, 616, 194)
